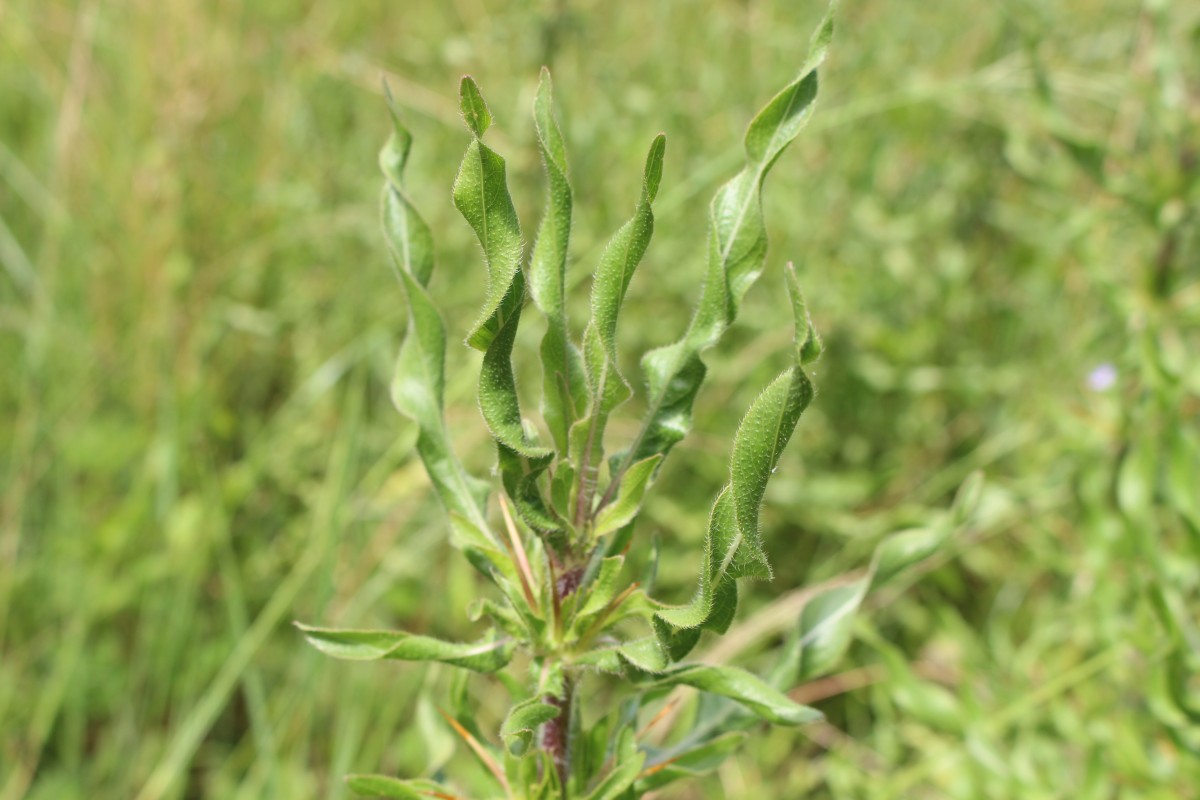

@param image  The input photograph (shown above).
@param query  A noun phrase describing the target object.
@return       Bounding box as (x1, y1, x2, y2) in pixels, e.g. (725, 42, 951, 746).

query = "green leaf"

(575, 556, 627, 619)
(478, 289, 552, 461)
(653, 268, 817, 659)
(593, 454, 662, 540)
(459, 75, 492, 138)
(569, 134, 667, 527)
(582, 727, 645, 800)
(638, 663, 821, 726)
(295, 623, 514, 673)
(501, 697, 561, 757)
(453, 77, 558, 537)
(577, 637, 669, 674)
(467, 596, 527, 639)
(380, 102, 493, 549)
(346, 775, 456, 799)
(529, 68, 587, 454)
(452, 79, 524, 352)
(619, 14, 831, 475)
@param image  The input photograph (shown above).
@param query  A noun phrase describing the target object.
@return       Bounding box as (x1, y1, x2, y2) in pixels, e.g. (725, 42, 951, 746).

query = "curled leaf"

(653, 268, 818, 660)
(620, 13, 832, 475)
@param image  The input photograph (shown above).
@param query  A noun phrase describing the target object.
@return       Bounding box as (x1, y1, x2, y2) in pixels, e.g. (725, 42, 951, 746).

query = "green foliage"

(5, 0, 1197, 798)
(301, 4, 972, 796)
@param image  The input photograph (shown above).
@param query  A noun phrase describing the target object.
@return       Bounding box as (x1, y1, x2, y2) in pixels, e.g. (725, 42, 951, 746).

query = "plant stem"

(542, 670, 575, 793)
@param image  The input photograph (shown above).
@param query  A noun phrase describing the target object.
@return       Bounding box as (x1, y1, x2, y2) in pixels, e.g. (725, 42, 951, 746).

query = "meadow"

(1, 0, 1197, 797)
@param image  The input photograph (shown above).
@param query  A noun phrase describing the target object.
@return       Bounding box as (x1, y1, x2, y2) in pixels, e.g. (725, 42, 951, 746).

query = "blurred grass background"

(1, 0, 1198, 797)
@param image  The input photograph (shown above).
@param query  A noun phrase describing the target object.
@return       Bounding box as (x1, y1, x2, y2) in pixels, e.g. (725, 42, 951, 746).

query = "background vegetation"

(1, 0, 1197, 797)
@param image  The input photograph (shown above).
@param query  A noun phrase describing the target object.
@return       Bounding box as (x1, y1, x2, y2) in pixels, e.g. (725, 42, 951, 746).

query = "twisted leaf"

(529, 68, 587, 454)
(453, 76, 525, 354)
(453, 77, 556, 534)
(617, 7, 833, 477)
(380, 98, 494, 552)
(570, 135, 666, 525)
(653, 266, 817, 659)
(345, 775, 458, 799)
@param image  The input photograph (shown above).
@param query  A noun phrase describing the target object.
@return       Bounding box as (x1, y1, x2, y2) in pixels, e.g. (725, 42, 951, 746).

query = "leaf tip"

(784, 263, 820, 363)
(643, 133, 667, 203)
(459, 75, 492, 138)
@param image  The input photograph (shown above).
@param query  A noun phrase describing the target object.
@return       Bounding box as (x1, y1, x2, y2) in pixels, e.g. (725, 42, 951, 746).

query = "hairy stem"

(542, 670, 575, 792)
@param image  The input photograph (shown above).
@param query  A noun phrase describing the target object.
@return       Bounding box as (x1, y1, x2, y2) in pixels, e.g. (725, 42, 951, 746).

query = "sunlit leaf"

(619, 7, 833, 473)
(569, 134, 667, 527)
(529, 68, 587, 454)
(653, 267, 817, 659)
(380, 98, 493, 547)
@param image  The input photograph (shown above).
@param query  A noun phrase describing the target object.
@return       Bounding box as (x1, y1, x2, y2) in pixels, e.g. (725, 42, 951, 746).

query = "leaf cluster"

(299, 6, 967, 797)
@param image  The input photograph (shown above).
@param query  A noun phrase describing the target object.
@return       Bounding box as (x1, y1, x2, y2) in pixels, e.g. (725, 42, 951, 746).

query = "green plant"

(297, 8, 973, 798)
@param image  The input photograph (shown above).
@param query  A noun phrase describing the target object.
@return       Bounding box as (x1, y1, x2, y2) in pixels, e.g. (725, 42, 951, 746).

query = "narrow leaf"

(570, 135, 667, 526)
(619, 15, 832, 478)
(295, 624, 514, 673)
(583, 728, 645, 800)
(652, 268, 818, 660)
(529, 68, 586, 453)
(380, 103, 494, 552)
(593, 454, 663, 540)
(452, 81, 524, 352)
(638, 663, 822, 726)
(635, 731, 748, 793)
(779, 473, 983, 684)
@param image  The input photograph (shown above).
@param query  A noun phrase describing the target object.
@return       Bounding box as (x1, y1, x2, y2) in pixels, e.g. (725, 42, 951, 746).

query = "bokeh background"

(2, 0, 1198, 797)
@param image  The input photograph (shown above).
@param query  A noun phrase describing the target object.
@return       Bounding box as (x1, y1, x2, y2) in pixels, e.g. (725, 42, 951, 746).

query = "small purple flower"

(1087, 363, 1117, 392)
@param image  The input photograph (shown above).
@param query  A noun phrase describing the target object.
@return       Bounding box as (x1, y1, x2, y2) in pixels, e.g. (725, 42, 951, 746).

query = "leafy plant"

(298, 6, 972, 797)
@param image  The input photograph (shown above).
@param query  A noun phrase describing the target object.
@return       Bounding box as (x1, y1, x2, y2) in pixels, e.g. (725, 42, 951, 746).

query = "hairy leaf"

(380, 101, 494, 557)
(639, 663, 821, 726)
(501, 697, 561, 757)
(593, 454, 662, 540)
(453, 77, 558, 536)
(569, 135, 667, 526)
(453, 77, 524, 353)
(653, 267, 816, 659)
(529, 68, 587, 454)
(618, 7, 833, 476)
